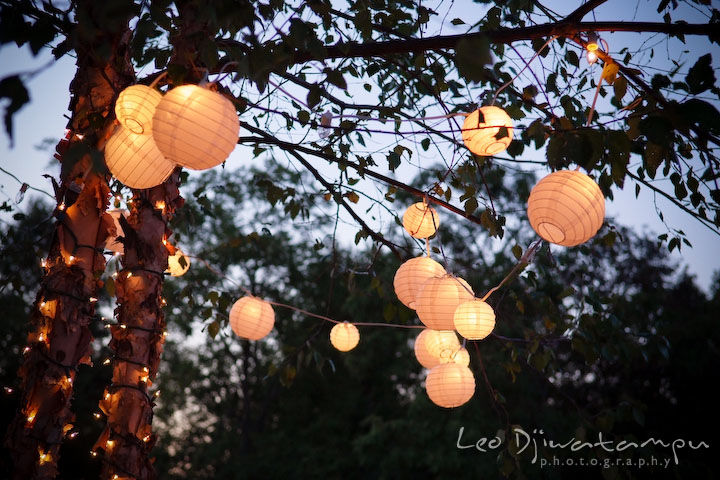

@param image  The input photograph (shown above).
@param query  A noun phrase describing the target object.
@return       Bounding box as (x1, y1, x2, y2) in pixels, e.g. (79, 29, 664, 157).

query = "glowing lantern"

(454, 299, 496, 340)
(106, 209, 129, 254)
(152, 84, 240, 170)
(105, 127, 175, 189)
(461, 106, 514, 156)
(414, 329, 441, 369)
(166, 249, 190, 277)
(330, 322, 360, 352)
(424, 330, 460, 362)
(393, 256, 446, 309)
(449, 347, 470, 367)
(527, 170, 605, 247)
(115, 85, 162, 135)
(402, 202, 439, 239)
(425, 363, 475, 408)
(229, 296, 275, 340)
(415, 275, 475, 331)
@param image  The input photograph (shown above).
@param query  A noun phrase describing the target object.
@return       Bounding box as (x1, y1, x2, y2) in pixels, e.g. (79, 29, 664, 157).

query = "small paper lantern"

(115, 85, 162, 135)
(106, 209, 128, 254)
(425, 363, 475, 408)
(402, 202, 440, 239)
(166, 248, 190, 277)
(414, 329, 441, 369)
(415, 275, 475, 330)
(449, 347, 470, 367)
(152, 84, 240, 170)
(330, 322, 360, 352)
(393, 256, 446, 309)
(454, 299, 496, 340)
(423, 330, 460, 362)
(105, 127, 175, 189)
(527, 170, 605, 247)
(461, 106, 514, 156)
(229, 296, 275, 341)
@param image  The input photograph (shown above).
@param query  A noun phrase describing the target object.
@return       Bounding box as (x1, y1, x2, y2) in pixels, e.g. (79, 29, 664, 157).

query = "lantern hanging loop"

(149, 71, 168, 89)
(215, 61, 239, 83)
(480, 239, 542, 302)
(491, 35, 557, 105)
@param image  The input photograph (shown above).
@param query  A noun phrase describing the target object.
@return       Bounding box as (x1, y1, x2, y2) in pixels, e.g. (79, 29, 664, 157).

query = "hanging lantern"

(330, 322, 360, 352)
(425, 363, 475, 408)
(527, 170, 605, 247)
(229, 296, 275, 341)
(414, 329, 441, 369)
(166, 248, 190, 277)
(105, 127, 175, 189)
(402, 202, 440, 239)
(461, 106, 514, 156)
(393, 256, 446, 309)
(449, 347, 470, 367)
(415, 275, 475, 330)
(454, 299, 496, 340)
(115, 85, 162, 135)
(105, 209, 128, 254)
(152, 84, 240, 170)
(424, 329, 460, 362)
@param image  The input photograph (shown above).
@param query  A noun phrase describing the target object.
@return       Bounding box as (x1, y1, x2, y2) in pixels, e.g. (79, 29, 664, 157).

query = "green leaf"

(208, 320, 220, 339)
(686, 53, 714, 94)
(454, 36, 491, 83)
(613, 75, 627, 103)
(0, 75, 30, 145)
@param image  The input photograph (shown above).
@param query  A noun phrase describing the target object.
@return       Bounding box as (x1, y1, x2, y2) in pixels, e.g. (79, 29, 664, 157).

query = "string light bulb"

(586, 32, 600, 52)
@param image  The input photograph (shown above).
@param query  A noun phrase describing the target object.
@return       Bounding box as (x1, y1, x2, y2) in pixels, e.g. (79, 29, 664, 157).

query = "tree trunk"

(95, 176, 183, 480)
(4, 3, 134, 478)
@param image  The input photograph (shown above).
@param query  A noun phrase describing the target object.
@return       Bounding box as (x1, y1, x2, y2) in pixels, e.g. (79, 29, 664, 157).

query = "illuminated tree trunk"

(3, 5, 133, 478)
(95, 176, 183, 480)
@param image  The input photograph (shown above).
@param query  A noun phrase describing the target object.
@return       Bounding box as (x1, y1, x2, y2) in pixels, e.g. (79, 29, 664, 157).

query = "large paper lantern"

(166, 248, 190, 277)
(424, 330, 460, 362)
(229, 296, 275, 340)
(527, 170, 605, 247)
(152, 84, 240, 170)
(105, 127, 175, 189)
(115, 85, 162, 135)
(330, 322, 360, 352)
(414, 329, 441, 369)
(449, 347, 470, 367)
(425, 363, 475, 408)
(393, 256, 446, 309)
(106, 209, 128, 254)
(415, 275, 475, 330)
(454, 299, 496, 340)
(402, 202, 439, 239)
(461, 106, 514, 156)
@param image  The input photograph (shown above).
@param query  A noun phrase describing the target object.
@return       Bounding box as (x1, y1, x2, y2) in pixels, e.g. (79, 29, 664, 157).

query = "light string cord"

(491, 35, 558, 106)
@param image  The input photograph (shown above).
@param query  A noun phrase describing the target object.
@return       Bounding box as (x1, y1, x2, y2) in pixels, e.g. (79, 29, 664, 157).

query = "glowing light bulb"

(587, 50, 598, 64)
(89, 297, 98, 303)
(143, 434, 151, 442)
(155, 200, 166, 211)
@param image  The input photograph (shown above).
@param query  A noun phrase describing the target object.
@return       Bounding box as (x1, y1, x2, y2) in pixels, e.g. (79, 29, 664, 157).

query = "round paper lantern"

(106, 209, 128, 254)
(152, 84, 240, 170)
(414, 329, 441, 369)
(166, 248, 190, 277)
(424, 330, 460, 362)
(415, 275, 475, 330)
(454, 299, 496, 340)
(115, 85, 162, 135)
(425, 363, 475, 408)
(105, 127, 175, 189)
(527, 170, 605, 247)
(330, 322, 360, 352)
(402, 202, 440, 239)
(229, 296, 275, 340)
(461, 106, 514, 156)
(449, 347, 470, 367)
(393, 256, 446, 309)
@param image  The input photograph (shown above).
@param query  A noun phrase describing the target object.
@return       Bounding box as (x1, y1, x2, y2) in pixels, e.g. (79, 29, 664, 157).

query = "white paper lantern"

(527, 170, 605, 247)
(454, 299, 496, 340)
(330, 322, 360, 352)
(402, 202, 440, 239)
(393, 256, 446, 309)
(424, 330, 460, 362)
(229, 296, 275, 340)
(425, 363, 475, 408)
(105, 209, 128, 254)
(415, 275, 475, 330)
(449, 347, 470, 367)
(166, 248, 190, 277)
(414, 329, 441, 369)
(152, 84, 240, 170)
(115, 85, 162, 135)
(105, 127, 175, 189)
(461, 106, 514, 156)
